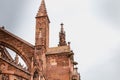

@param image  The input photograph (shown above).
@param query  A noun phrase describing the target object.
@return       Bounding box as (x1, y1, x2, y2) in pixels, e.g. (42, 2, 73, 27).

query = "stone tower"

(35, 0, 50, 49)
(33, 0, 50, 79)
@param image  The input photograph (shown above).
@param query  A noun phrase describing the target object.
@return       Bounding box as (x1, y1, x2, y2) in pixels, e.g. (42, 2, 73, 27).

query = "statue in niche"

(33, 70, 39, 80)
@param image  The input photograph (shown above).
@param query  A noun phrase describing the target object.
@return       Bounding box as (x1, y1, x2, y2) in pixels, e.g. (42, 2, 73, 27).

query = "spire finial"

(60, 23, 64, 33)
(36, 0, 47, 17)
(61, 23, 64, 26)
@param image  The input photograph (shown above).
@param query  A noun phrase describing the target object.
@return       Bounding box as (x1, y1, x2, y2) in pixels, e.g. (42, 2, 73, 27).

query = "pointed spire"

(36, 0, 48, 17)
(58, 23, 67, 46)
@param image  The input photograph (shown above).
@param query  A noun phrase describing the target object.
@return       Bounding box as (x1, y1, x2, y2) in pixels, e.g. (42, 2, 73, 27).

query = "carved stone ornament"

(0, 63, 6, 71)
(50, 58, 57, 66)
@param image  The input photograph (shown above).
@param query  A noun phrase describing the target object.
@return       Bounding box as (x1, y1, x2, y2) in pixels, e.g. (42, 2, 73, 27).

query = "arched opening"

(6, 47, 28, 69)
(0, 43, 28, 70)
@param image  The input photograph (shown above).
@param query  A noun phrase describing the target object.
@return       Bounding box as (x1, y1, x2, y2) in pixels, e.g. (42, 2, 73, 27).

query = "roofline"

(45, 51, 74, 57)
(0, 27, 34, 48)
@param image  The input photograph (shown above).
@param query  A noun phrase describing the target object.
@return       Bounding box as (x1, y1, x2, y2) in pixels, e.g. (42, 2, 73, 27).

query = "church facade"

(0, 0, 80, 80)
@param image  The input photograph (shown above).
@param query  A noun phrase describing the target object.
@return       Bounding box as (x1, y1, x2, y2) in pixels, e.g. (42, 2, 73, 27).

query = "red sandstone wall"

(46, 54, 70, 80)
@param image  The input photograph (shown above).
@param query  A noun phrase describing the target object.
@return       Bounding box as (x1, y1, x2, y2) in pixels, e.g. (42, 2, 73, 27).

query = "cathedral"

(0, 0, 80, 80)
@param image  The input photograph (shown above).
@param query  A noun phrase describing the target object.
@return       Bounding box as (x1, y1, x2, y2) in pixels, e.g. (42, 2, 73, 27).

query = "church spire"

(58, 23, 67, 46)
(36, 0, 47, 17)
(35, 0, 50, 49)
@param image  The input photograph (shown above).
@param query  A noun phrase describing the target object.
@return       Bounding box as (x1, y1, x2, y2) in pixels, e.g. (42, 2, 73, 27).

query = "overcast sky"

(0, 0, 120, 80)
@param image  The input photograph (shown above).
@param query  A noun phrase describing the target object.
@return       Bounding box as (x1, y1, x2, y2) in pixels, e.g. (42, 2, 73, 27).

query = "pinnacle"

(58, 23, 67, 46)
(36, 0, 47, 17)
(60, 23, 64, 33)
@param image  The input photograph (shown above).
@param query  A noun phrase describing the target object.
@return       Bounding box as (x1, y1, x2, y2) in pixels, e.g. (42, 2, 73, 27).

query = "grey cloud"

(0, 0, 26, 32)
(84, 44, 120, 80)
(92, 0, 120, 26)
